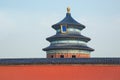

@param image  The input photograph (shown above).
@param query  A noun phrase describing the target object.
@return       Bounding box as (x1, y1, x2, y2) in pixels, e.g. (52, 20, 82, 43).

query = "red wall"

(0, 65, 120, 80)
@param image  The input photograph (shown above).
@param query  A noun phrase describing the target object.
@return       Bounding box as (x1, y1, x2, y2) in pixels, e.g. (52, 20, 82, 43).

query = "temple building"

(43, 7, 94, 58)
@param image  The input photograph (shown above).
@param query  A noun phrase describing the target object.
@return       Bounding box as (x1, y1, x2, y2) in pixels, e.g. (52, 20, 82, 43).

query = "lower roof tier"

(43, 44, 94, 51)
(47, 34, 91, 42)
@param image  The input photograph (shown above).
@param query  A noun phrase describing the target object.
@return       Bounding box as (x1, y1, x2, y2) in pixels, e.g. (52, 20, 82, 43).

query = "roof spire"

(67, 7, 70, 13)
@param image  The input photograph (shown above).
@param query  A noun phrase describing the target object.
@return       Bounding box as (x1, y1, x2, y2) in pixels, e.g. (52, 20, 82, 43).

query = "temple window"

(60, 55, 64, 58)
(51, 55, 54, 58)
(72, 55, 76, 58)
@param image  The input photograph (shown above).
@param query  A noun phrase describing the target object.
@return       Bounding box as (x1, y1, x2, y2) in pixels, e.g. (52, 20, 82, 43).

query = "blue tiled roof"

(52, 13, 85, 30)
(0, 58, 120, 65)
(47, 34, 91, 42)
(56, 13, 81, 25)
(43, 44, 94, 51)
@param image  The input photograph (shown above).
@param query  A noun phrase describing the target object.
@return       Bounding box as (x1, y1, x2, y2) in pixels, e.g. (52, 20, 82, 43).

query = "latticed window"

(72, 55, 76, 58)
(60, 55, 64, 58)
(51, 55, 53, 58)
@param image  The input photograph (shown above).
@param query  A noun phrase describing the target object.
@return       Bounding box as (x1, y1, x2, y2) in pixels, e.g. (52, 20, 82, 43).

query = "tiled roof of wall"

(0, 58, 120, 65)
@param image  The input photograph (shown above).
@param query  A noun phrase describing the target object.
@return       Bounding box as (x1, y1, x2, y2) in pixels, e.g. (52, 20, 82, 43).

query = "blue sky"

(0, 0, 120, 58)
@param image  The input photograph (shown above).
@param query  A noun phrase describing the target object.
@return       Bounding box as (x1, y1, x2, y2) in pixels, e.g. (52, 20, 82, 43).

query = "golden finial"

(67, 7, 70, 13)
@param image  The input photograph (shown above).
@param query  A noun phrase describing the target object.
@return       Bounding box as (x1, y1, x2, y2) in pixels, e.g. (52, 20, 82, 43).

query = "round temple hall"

(43, 7, 94, 58)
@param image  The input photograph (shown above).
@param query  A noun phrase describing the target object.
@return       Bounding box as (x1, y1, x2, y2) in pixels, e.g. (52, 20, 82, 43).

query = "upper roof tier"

(52, 8, 85, 30)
